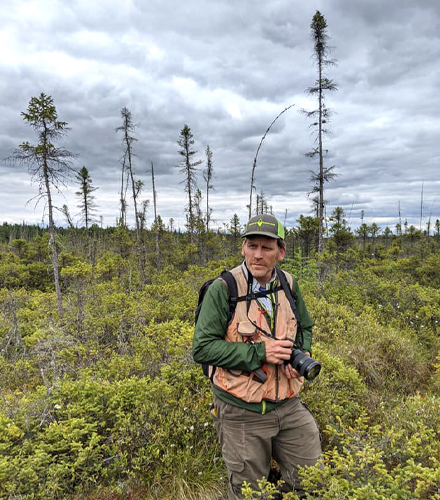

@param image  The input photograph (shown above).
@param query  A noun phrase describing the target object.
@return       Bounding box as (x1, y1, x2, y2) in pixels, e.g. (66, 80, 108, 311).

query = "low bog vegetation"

(0, 229, 439, 499)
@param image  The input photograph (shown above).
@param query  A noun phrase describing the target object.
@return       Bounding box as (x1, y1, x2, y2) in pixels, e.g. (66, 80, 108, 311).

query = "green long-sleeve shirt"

(193, 270, 314, 413)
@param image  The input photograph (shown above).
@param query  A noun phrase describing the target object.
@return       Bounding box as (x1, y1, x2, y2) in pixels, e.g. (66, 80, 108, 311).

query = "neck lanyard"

(245, 270, 279, 339)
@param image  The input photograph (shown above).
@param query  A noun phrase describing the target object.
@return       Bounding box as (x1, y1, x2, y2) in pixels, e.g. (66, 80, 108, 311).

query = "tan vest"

(213, 265, 303, 403)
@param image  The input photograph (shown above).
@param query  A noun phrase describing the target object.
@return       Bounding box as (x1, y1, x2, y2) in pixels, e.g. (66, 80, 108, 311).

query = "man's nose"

(254, 247, 263, 258)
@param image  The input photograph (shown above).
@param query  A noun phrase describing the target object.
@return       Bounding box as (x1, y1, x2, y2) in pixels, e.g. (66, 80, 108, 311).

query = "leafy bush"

(298, 413, 440, 499)
(1, 242, 440, 499)
(301, 345, 367, 449)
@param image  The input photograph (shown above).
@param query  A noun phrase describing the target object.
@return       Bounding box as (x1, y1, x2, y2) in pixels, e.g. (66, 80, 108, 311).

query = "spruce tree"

(296, 215, 319, 257)
(75, 166, 98, 229)
(329, 207, 353, 264)
(9, 93, 77, 317)
(230, 214, 241, 241)
(304, 11, 338, 253)
(177, 124, 202, 243)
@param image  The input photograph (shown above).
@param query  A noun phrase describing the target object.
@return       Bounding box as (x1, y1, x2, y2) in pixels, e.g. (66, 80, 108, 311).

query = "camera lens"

(288, 348, 321, 381)
(305, 362, 321, 381)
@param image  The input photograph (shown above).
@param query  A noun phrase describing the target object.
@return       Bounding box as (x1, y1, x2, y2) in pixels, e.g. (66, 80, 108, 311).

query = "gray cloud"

(1, 0, 439, 232)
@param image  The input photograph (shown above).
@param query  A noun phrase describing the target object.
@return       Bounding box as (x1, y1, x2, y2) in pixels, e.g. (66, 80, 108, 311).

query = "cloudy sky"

(1, 0, 439, 232)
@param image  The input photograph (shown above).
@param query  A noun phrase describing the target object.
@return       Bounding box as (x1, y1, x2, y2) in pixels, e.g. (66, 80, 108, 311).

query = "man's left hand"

(280, 352, 310, 380)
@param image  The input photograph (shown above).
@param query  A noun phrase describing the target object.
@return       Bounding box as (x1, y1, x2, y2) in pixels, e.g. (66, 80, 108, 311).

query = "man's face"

(241, 236, 286, 285)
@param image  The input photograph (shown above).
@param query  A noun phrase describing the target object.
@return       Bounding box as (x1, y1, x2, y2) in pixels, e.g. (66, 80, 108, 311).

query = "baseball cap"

(242, 214, 285, 240)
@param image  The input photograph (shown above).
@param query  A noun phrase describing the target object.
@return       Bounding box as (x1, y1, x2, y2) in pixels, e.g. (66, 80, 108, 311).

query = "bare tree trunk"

(249, 105, 294, 220)
(128, 179, 144, 280)
(120, 157, 127, 227)
(125, 129, 141, 238)
(185, 154, 194, 245)
(206, 186, 210, 232)
(120, 109, 144, 283)
(4, 291, 26, 358)
(44, 164, 63, 318)
(151, 162, 160, 270)
(83, 187, 89, 230)
(204, 145, 213, 232)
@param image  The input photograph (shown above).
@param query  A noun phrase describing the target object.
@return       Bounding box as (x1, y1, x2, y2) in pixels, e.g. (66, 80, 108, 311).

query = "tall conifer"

(10, 93, 77, 317)
(177, 124, 202, 243)
(75, 166, 98, 229)
(304, 11, 338, 253)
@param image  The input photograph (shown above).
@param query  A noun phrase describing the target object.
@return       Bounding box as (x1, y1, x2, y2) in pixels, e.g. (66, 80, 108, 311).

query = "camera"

(285, 342, 321, 381)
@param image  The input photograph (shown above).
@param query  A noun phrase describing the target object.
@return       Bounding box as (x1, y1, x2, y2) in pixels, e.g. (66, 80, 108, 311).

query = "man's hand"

(280, 351, 311, 380)
(264, 338, 294, 365)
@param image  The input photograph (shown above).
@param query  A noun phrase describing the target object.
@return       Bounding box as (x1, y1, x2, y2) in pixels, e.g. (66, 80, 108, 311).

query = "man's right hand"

(264, 338, 293, 365)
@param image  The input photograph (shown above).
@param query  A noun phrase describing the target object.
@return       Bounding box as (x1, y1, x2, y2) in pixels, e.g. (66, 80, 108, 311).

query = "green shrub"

(302, 344, 367, 449)
(298, 414, 440, 499)
(1, 248, 439, 499)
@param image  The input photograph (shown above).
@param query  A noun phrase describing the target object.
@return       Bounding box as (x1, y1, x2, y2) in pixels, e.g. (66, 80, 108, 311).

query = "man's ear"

(241, 240, 246, 257)
(278, 246, 286, 262)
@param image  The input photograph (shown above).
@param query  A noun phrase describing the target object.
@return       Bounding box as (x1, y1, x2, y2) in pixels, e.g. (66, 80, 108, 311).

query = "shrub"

(302, 345, 367, 449)
(298, 414, 440, 500)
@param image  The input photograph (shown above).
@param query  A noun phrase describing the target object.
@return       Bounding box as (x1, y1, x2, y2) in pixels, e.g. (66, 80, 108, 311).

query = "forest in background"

(0, 223, 439, 499)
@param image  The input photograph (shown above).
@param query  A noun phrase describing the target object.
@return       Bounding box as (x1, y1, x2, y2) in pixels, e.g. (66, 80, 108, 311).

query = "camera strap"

(275, 267, 304, 350)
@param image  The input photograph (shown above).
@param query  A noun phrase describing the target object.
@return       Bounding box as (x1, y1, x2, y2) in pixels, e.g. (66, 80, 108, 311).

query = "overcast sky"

(1, 0, 439, 232)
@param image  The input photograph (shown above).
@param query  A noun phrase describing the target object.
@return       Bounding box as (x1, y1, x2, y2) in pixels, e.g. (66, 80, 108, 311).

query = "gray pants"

(212, 395, 321, 500)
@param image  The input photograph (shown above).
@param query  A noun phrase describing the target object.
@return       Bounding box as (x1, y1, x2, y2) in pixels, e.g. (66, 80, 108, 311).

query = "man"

(193, 214, 321, 499)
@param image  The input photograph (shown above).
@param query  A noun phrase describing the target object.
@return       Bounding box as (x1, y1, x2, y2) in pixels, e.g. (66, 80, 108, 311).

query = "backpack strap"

(203, 270, 241, 382)
(275, 267, 304, 350)
(219, 270, 240, 324)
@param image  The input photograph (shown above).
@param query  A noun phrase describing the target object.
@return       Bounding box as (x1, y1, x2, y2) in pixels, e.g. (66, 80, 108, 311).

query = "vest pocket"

(237, 320, 257, 339)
